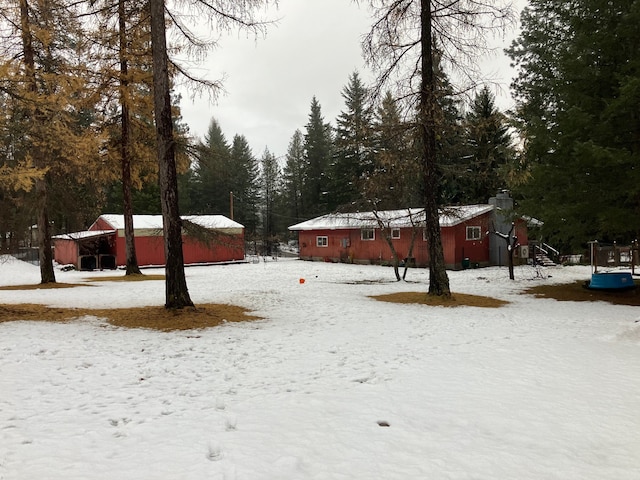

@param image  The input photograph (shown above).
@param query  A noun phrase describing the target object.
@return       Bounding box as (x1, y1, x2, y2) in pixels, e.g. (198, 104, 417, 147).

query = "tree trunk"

(35, 178, 56, 283)
(373, 212, 401, 281)
(20, 0, 55, 284)
(119, 0, 141, 276)
(402, 223, 419, 281)
(382, 229, 401, 281)
(420, 0, 450, 297)
(149, 0, 193, 308)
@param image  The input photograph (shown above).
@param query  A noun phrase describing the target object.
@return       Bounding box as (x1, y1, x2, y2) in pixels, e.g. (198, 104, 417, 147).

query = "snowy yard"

(1, 257, 639, 479)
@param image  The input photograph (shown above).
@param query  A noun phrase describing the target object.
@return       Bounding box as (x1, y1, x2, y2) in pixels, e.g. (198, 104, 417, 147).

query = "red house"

(53, 214, 245, 270)
(288, 204, 529, 270)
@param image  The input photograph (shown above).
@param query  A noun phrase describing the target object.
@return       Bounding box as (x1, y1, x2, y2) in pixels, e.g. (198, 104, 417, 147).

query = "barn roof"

(288, 205, 494, 231)
(52, 230, 115, 240)
(96, 214, 244, 230)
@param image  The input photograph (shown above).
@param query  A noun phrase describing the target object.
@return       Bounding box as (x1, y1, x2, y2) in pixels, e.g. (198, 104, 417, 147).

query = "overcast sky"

(177, 0, 525, 160)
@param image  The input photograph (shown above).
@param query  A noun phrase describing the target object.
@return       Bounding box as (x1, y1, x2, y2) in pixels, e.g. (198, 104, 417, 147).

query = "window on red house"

(466, 226, 482, 240)
(361, 228, 375, 241)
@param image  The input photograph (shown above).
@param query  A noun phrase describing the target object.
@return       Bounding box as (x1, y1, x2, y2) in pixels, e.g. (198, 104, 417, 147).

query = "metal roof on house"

(95, 214, 244, 231)
(52, 230, 116, 240)
(288, 205, 495, 231)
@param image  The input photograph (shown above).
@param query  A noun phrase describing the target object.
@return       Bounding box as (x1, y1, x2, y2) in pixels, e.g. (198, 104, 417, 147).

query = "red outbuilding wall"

(53, 239, 79, 266)
(108, 232, 244, 267)
(54, 215, 246, 269)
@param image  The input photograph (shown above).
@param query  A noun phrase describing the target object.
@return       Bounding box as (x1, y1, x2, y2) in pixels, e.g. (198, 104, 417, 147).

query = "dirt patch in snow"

(370, 292, 508, 308)
(0, 282, 86, 290)
(85, 273, 166, 282)
(0, 303, 261, 331)
(525, 280, 640, 306)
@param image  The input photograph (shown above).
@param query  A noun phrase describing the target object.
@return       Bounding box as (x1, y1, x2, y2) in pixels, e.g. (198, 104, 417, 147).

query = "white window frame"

(316, 236, 328, 247)
(361, 228, 375, 241)
(466, 226, 482, 241)
(391, 228, 401, 240)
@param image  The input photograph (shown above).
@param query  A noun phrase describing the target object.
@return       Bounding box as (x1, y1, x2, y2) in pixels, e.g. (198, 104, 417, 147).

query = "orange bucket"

(299, 278, 305, 284)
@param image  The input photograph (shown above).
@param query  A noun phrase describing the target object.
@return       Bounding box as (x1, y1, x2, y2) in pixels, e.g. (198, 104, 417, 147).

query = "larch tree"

(363, 0, 516, 297)
(149, 0, 192, 308)
(0, 90, 47, 247)
(148, 0, 271, 308)
(0, 0, 103, 284)
(89, 0, 158, 276)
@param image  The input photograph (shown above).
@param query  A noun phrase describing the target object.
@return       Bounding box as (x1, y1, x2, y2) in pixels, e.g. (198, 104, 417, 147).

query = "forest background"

(1, 0, 639, 264)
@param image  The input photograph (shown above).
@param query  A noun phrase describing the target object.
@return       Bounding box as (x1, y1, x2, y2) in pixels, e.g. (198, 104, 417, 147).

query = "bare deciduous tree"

(149, 0, 272, 308)
(362, 0, 515, 297)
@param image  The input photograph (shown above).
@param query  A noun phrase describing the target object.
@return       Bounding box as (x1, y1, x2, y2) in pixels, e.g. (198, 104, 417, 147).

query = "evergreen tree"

(302, 97, 333, 217)
(433, 65, 466, 206)
(330, 72, 373, 210)
(282, 129, 306, 223)
(508, 0, 640, 250)
(192, 119, 231, 214)
(229, 134, 260, 236)
(363, 91, 419, 210)
(259, 148, 280, 254)
(462, 86, 515, 204)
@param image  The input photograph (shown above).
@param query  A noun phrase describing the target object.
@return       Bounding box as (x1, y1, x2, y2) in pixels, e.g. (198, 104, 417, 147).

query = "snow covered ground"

(1, 256, 639, 480)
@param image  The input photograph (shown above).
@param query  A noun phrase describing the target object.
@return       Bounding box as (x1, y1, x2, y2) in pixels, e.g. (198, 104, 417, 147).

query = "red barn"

(53, 214, 244, 270)
(288, 205, 530, 270)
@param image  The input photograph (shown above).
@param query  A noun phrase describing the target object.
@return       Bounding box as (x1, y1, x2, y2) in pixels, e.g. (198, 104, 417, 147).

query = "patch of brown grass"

(0, 303, 261, 331)
(0, 274, 165, 291)
(85, 273, 165, 282)
(0, 282, 84, 291)
(370, 291, 508, 308)
(524, 280, 640, 306)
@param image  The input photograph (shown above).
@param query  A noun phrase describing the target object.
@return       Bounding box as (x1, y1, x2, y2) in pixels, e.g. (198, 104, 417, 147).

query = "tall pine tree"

(259, 148, 280, 254)
(282, 129, 306, 223)
(363, 91, 419, 210)
(192, 119, 231, 215)
(330, 72, 373, 211)
(229, 134, 260, 236)
(508, 0, 640, 250)
(302, 97, 333, 217)
(462, 86, 515, 205)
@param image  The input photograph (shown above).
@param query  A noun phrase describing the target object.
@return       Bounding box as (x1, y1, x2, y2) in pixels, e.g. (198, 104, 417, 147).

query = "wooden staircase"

(532, 241, 559, 267)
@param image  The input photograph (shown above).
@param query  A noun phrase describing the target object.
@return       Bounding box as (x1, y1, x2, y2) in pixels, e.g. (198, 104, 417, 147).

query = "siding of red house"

(295, 210, 494, 269)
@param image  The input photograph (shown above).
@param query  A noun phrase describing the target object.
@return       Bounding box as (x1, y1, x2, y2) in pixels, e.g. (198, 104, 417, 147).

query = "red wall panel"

(297, 211, 495, 269)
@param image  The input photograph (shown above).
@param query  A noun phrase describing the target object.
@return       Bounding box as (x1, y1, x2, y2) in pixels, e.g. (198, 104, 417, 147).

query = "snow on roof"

(288, 205, 494, 231)
(97, 214, 244, 230)
(183, 215, 244, 230)
(52, 230, 115, 240)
